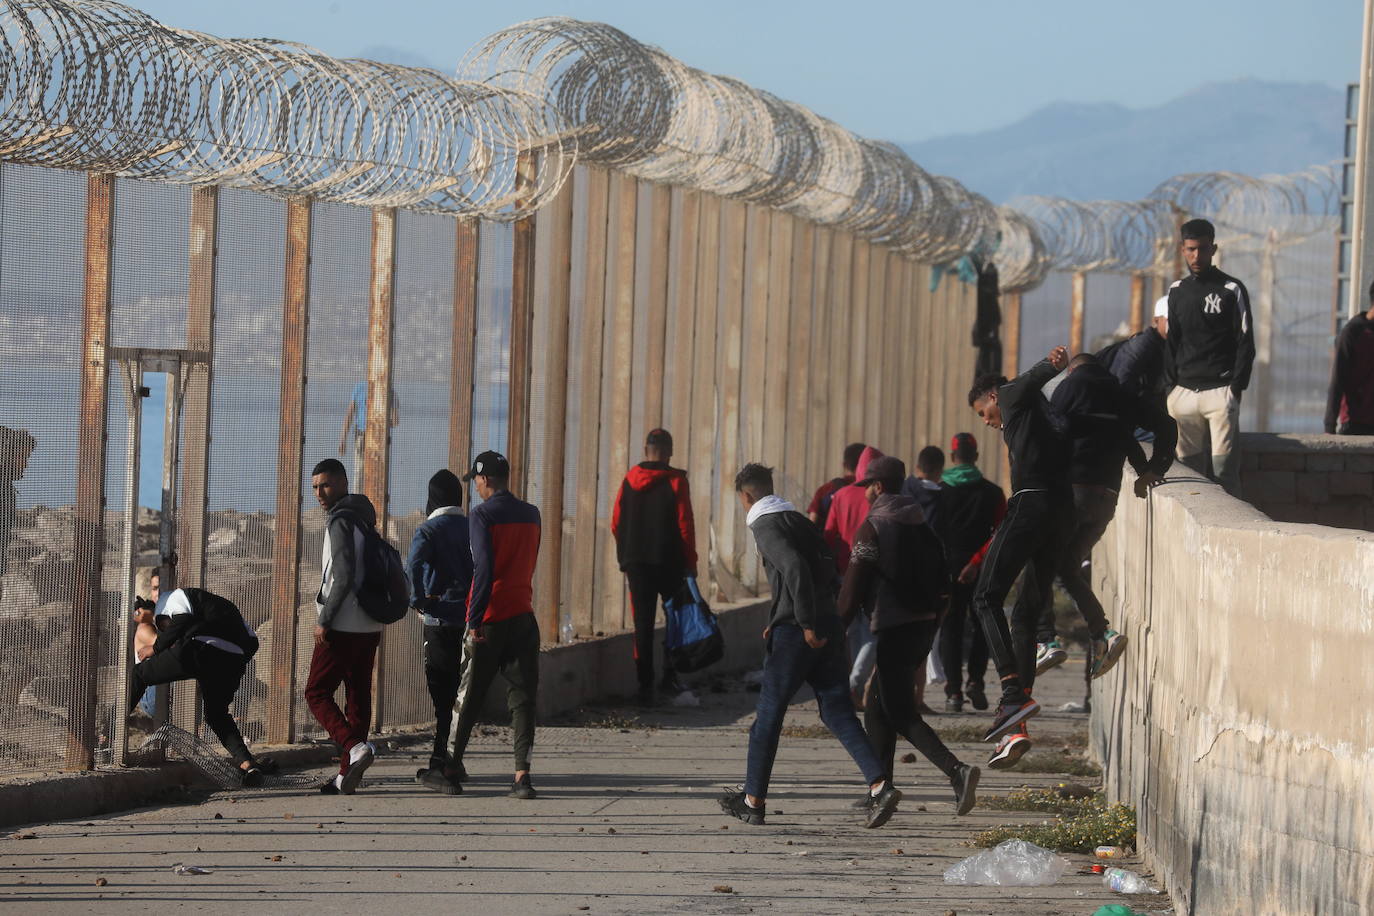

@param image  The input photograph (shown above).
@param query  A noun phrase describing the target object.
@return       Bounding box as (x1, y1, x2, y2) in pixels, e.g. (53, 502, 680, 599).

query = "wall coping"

(1239, 431, 1374, 455)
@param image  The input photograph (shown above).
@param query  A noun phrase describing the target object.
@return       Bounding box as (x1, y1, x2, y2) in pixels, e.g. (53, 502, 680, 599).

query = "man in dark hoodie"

(307, 458, 384, 795)
(1100, 296, 1170, 411)
(936, 433, 1004, 714)
(1324, 280, 1374, 435)
(839, 456, 980, 816)
(966, 346, 1072, 756)
(900, 446, 945, 529)
(719, 463, 900, 830)
(611, 428, 697, 702)
(408, 469, 473, 795)
(1037, 354, 1175, 680)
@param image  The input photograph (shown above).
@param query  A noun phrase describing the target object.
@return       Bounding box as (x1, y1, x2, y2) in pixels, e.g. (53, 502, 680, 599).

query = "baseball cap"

(856, 455, 906, 487)
(462, 450, 510, 481)
(950, 432, 978, 456)
(645, 428, 673, 450)
(1153, 295, 1169, 319)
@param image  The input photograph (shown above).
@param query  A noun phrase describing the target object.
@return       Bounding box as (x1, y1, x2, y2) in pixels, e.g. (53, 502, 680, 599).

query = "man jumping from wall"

(966, 345, 1073, 769)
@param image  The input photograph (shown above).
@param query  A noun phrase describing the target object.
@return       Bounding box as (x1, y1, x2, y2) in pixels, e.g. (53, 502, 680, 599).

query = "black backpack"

(347, 518, 410, 625)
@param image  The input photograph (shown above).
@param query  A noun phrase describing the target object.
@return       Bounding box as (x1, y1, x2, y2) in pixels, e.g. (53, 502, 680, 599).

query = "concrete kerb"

(0, 598, 772, 831)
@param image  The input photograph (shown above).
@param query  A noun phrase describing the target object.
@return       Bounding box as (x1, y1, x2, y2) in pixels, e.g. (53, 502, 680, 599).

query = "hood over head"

(427, 469, 463, 515)
(330, 492, 377, 527)
(852, 446, 884, 485)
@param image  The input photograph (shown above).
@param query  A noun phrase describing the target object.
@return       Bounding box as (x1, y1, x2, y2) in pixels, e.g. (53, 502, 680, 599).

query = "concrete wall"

(1238, 432, 1374, 532)
(1089, 472, 1374, 916)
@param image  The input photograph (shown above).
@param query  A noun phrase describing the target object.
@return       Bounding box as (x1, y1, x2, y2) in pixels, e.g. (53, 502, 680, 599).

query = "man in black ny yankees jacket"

(1165, 218, 1255, 494)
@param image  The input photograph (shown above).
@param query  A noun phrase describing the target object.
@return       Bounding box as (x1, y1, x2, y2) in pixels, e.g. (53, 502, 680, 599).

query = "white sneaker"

(340, 741, 375, 794)
(1034, 640, 1068, 675)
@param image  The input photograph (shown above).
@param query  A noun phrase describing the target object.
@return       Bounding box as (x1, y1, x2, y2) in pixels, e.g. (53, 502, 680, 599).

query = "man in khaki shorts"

(1165, 218, 1255, 495)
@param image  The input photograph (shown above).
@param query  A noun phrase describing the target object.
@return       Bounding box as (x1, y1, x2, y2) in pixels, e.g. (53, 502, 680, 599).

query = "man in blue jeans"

(719, 463, 900, 829)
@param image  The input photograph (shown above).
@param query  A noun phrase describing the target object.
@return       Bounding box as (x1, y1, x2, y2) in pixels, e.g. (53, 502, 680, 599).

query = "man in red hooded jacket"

(612, 428, 698, 703)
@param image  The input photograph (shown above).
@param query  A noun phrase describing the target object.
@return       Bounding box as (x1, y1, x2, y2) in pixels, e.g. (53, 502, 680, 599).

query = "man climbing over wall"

(966, 345, 1073, 768)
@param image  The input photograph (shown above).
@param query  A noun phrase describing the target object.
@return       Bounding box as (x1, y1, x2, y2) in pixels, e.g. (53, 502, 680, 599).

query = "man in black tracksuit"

(966, 346, 1073, 751)
(611, 428, 697, 702)
(839, 456, 979, 816)
(1166, 218, 1255, 494)
(1037, 353, 1177, 680)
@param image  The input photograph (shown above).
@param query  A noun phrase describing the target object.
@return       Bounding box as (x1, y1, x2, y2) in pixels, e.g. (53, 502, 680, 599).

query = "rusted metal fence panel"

(2, 158, 996, 775)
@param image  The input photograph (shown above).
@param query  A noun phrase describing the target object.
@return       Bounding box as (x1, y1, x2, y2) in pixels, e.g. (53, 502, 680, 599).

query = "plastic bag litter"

(671, 690, 700, 707)
(172, 865, 212, 876)
(1057, 701, 1087, 712)
(943, 839, 1069, 886)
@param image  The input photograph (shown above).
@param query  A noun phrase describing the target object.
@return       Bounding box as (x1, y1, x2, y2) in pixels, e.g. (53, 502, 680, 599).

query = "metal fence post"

(267, 198, 311, 746)
(365, 207, 397, 730)
(533, 182, 573, 644)
(569, 167, 610, 637)
(507, 155, 537, 495)
(449, 219, 479, 473)
(600, 171, 637, 632)
(1070, 270, 1087, 354)
(1129, 272, 1146, 334)
(68, 172, 115, 770)
(1004, 289, 1022, 377)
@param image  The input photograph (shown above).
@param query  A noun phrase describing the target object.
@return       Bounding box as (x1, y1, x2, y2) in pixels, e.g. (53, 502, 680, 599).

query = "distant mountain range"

(899, 79, 1346, 203)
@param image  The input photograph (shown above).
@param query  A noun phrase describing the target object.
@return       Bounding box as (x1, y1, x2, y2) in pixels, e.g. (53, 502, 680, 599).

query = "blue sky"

(132, 0, 1360, 143)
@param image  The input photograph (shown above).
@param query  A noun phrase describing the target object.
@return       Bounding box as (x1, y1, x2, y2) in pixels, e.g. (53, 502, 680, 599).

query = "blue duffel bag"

(664, 577, 724, 673)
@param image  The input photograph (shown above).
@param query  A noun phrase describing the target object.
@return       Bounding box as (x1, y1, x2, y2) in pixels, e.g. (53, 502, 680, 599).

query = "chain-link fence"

(0, 158, 990, 776)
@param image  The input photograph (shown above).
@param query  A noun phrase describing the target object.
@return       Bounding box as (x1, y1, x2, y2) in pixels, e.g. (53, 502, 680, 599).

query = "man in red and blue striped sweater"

(448, 450, 543, 800)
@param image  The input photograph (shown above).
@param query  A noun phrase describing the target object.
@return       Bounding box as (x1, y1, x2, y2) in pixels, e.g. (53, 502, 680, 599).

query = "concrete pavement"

(0, 658, 1165, 915)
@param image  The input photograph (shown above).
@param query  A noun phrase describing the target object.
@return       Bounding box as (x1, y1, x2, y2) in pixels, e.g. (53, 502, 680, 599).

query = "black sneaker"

(241, 765, 264, 788)
(864, 783, 903, 829)
(719, 788, 765, 825)
(339, 742, 375, 795)
(418, 767, 462, 795)
(966, 681, 988, 711)
(983, 693, 1040, 742)
(319, 776, 341, 795)
(951, 764, 980, 816)
(659, 672, 687, 696)
(944, 694, 964, 714)
(509, 774, 537, 800)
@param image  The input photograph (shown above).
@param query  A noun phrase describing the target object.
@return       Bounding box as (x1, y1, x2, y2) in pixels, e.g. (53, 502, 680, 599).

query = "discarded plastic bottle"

(560, 619, 575, 643)
(1095, 845, 1127, 859)
(1103, 867, 1159, 894)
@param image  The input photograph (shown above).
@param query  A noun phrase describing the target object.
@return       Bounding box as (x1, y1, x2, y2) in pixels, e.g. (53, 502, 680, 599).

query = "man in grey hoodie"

(719, 463, 900, 830)
(839, 456, 979, 816)
(306, 458, 384, 795)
